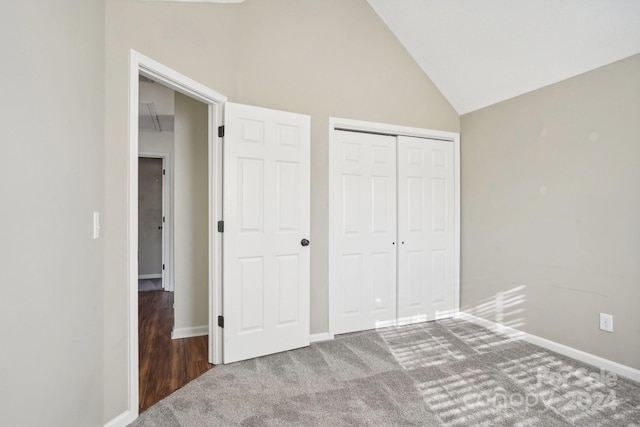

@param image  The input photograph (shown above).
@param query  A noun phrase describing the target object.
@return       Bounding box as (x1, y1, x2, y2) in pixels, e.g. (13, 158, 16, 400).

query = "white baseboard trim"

(104, 410, 136, 427)
(138, 274, 162, 280)
(171, 325, 208, 339)
(310, 332, 334, 343)
(457, 312, 640, 383)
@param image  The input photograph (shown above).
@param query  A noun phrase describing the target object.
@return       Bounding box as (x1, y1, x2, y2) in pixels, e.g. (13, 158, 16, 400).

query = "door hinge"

(217, 220, 224, 233)
(218, 315, 224, 328)
(163, 169, 166, 176)
(218, 125, 225, 138)
(163, 216, 165, 223)
(162, 264, 165, 270)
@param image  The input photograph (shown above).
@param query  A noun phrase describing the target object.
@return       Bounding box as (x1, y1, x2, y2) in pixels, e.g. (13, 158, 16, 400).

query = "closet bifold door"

(397, 136, 456, 323)
(329, 130, 397, 335)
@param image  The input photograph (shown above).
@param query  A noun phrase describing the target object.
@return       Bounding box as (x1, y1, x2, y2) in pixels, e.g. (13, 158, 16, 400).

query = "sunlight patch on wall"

(463, 285, 527, 331)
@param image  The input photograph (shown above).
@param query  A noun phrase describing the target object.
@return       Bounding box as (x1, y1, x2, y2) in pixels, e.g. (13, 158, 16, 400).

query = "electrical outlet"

(599, 313, 613, 332)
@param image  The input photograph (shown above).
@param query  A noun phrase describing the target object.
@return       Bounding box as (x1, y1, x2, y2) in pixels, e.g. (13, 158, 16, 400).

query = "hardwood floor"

(138, 290, 213, 413)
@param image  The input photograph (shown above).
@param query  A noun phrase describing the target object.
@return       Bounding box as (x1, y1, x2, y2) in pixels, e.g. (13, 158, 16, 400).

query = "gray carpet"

(130, 319, 640, 426)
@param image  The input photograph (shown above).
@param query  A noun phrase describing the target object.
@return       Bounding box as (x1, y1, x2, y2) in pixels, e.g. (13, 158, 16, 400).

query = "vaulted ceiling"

(367, 0, 640, 114)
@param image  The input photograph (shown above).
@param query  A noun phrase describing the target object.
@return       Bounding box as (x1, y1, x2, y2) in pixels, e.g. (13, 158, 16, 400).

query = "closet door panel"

(397, 136, 455, 322)
(330, 130, 397, 334)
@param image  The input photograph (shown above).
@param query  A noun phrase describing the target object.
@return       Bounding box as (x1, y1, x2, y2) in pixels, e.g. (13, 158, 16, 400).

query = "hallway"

(138, 290, 212, 412)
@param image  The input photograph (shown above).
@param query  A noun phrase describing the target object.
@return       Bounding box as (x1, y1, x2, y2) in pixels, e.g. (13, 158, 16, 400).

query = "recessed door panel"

(372, 145, 391, 165)
(407, 250, 424, 308)
(239, 159, 264, 233)
(371, 252, 393, 312)
(342, 175, 361, 234)
(240, 119, 264, 145)
(432, 178, 447, 232)
(342, 254, 363, 315)
(276, 161, 299, 232)
(277, 124, 299, 148)
(372, 176, 391, 233)
(239, 257, 264, 333)
(431, 249, 447, 304)
(407, 177, 424, 232)
(277, 254, 299, 325)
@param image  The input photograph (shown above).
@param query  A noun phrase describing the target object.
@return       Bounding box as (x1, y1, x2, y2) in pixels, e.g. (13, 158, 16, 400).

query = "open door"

(223, 102, 310, 363)
(138, 157, 164, 288)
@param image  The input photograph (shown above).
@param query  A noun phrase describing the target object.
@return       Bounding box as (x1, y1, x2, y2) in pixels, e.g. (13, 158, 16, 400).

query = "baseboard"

(138, 274, 162, 280)
(104, 410, 136, 427)
(310, 332, 333, 343)
(457, 312, 640, 383)
(171, 325, 208, 339)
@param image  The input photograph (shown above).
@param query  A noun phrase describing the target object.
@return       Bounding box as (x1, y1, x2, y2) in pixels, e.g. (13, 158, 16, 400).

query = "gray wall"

(0, 1, 105, 426)
(104, 0, 458, 419)
(461, 54, 640, 370)
(173, 93, 209, 334)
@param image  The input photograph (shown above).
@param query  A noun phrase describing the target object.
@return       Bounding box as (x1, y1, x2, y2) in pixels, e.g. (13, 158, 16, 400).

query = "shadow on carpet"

(129, 319, 640, 426)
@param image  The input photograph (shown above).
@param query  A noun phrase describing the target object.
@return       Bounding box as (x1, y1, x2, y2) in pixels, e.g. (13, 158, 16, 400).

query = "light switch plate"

(93, 212, 100, 239)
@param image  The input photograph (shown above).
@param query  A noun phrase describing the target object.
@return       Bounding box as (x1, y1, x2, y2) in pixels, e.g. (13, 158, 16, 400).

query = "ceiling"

(139, 79, 175, 132)
(367, 0, 640, 114)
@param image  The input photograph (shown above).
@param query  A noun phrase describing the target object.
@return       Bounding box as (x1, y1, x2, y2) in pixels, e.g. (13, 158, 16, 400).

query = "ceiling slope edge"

(367, 0, 640, 115)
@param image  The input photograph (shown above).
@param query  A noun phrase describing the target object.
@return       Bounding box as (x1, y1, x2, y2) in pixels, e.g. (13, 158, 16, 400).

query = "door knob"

(301, 239, 310, 247)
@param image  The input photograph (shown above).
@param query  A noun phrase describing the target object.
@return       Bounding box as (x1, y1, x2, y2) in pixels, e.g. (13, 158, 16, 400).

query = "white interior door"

(223, 102, 310, 363)
(397, 135, 455, 323)
(329, 130, 397, 334)
(138, 157, 164, 282)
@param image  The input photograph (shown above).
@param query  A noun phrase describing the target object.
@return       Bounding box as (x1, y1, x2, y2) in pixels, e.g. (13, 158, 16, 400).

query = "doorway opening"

(137, 79, 214, 412)
(138, 156, 165, 291)
(128, 50, 226, 419)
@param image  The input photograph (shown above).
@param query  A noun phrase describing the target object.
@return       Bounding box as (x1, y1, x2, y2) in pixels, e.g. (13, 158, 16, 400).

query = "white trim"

(171, 325, 209, 339)
(127, 51, 140, 423)
(103, 410, 136, 427)
(209, 97, 224, 366)
(330, 117, 458, 142)
(457, 312, 640, 383)
(309, 332, 334, 343)
(327, 117, 461, 338)
(138, 274, 162, 280)
(128, 50, 227, 423)
(453, 131, 461, 314)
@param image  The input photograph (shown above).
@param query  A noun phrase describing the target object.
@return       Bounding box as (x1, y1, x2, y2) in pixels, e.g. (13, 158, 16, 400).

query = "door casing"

(127, 50, 226, 421)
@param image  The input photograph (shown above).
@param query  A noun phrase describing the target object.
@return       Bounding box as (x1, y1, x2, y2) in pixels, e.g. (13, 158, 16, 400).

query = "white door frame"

(127, 50, 226, 420)
(328, 117, 461, 338)
(138, 153, 172, 291)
